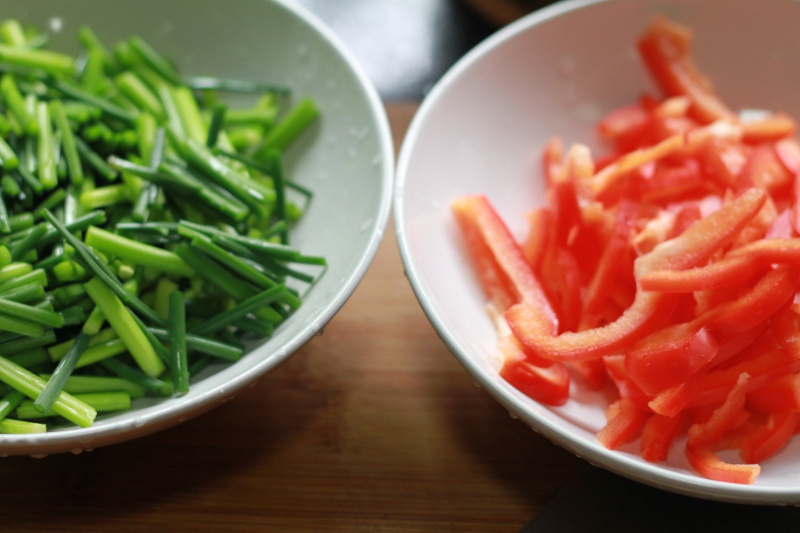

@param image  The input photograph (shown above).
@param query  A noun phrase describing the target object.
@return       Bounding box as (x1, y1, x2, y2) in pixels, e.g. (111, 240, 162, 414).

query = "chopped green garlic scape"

(0, 19, 325, 432)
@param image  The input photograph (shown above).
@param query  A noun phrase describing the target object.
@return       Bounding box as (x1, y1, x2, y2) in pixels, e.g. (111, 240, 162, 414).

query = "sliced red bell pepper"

(738, 410, 798, 464)
(597, 398, 650, 450)
(741, 113, 797, 144)
(589, 133, 685, 196)
(640, 238, 800, 292)
(625, 323, 719, 396)
(580, 200, 637, 329)
(507, 188, 766, 362)
(604, 355, 654, 411)
(637, 16, 735, 124)
(747, 373, 800, 414)
(498, 336, 570, 407)
(687, 372, 750, 448)
(737, 143, 794, 198)
(685, 444, 760, 485)
(641, 411, 686, 462)
(452, 195, 559, 333)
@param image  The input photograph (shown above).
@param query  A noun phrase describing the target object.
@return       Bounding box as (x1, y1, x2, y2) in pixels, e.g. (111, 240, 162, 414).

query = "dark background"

(294, 0, 522, 100)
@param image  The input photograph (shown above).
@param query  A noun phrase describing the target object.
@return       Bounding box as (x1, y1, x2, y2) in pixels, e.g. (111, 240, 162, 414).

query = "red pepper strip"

(739, 410, 798, 464)
(452, 195, 558, 333)
(641, 411, 687, 462)
(685, 444, 760, 485)
(636, 16, 736, 125)
(747, 373, 800, 414)
(699, 266, 800, 339)
(635, 188, 767, 274)
(687, 372, 750, 448)
(498, 337, 570, 406)
(640, 238, 800, 293)
(688, 347, 800, 410)
(604, 355, 653, 411)
(542, 136, 564, 186)
(793, 173, 800, 236)
(507, 188, 767, 362)
(598, 100, 655, 153)
(737, 143, 794, 197)
(580, 200, 637, 328)
(741, 113, 797, 144)
(625, 323, 719, 396)
(588, 133, 685, 196)
(597, 398, 650, 450)
(522, 208, 552, 274)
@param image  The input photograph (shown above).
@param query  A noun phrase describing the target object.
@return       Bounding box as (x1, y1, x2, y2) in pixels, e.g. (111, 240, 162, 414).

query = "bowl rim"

(0, 0, 395, 457)
(395, 0, 800, 505)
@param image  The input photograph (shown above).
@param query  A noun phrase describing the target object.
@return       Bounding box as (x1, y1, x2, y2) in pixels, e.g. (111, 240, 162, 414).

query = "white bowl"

(0, 0, 393, 456)
(396, 0, 800, 505)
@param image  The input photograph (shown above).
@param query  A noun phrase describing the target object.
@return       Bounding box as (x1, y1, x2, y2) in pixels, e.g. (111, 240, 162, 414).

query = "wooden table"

(0, 103, 586, 532)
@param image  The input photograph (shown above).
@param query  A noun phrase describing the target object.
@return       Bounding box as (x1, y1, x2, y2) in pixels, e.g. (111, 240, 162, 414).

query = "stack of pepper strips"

(453, 17, 800, 483)
(0, 19, 324, 432)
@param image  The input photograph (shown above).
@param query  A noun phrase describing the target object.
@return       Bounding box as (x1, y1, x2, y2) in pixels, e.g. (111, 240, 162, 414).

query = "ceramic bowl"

(395, 0, 800, 504)
(0, 0, 393, 456)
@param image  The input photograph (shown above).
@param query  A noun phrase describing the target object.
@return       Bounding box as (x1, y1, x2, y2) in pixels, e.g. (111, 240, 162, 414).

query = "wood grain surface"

(0, 103, 584, 532)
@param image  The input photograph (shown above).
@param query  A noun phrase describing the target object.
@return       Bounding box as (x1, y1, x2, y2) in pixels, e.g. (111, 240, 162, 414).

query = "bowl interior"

(396, 0, 800, 504)
(0, 0, 393, 455)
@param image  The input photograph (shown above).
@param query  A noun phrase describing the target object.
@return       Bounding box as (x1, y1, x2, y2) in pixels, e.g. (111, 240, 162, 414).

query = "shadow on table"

(521, 465, 800, 532)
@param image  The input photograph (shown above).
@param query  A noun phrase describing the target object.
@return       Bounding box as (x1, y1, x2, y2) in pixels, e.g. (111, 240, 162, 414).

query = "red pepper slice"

(747, 373, 800, 414)
(498, 337, 570, 406)
(738, 410, 798, 464)
(637, 16, 735, 124)
(507, 188, 766, 362)
(452, 195, 558, 333)
(685, 444, 760, 485)
(597, 398, 650, 450)
(626, 323, 719, 396)
(639, 239, 800, 292)
(641, 412, 687, 462)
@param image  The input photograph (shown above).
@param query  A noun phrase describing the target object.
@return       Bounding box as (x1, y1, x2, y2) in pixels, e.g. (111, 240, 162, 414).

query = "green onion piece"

(0, 418, 46, 433)
(0, 296, 64, 328)
(8, 222, 47, 261)
(52, 78, 138, 123)
(192, 285, 289, 335)
(115, 71, 165, 120)
(0, 355, 96, 427)
(0, 19, 26, 47)
(83, 277, 164, 378)
(168, 291, 188, 393)
(0, 389, 24, 420)
(0, 75, 37, 135)
(50, 99, 85, 185)
(0, 329, 56, 356)
(0, 44, 74, 75)
(39, 374, 146, 399)
(0, 135, 19, 169)
(85, 225, 193, 277)
(100, 357, 172, 396)
(33, 331, 92, 414)
(264, 148, 289, 244)
(128, 35, 181, 86)
(206, 101, 227, 148)
(253, 97, 319, 156)
(19, 391, 131, 419)
(82, 305, 105, 335)
(148, 327, 243, 361)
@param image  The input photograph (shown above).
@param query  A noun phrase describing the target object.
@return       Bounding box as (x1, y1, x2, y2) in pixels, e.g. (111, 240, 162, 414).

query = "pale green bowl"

(0, 0, 393, 456)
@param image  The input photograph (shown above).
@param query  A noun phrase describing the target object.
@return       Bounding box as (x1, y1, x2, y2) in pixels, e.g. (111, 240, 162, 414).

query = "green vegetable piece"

(85, 226, 193, 277)
(0, 355, 96, 427)
(84, 277, 165, 378)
